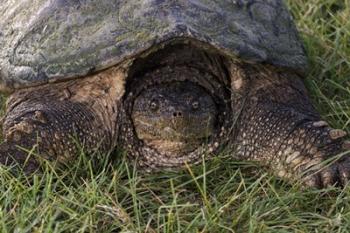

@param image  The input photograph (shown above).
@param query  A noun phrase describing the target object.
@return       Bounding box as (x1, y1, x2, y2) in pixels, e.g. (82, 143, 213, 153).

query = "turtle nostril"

(173, 112, 182, 117)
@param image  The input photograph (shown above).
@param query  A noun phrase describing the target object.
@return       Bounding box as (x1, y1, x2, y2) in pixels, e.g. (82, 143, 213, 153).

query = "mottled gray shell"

(0, 0, 307, 90)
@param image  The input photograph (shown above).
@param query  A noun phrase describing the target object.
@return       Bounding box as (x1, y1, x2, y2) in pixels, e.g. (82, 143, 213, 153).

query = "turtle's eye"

(150, 99, 159, 111)
(192, 101, 199, 110)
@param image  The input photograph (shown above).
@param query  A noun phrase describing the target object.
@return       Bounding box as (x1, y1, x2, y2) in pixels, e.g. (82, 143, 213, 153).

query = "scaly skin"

(0, 97, 108, 172)
(0, 44, 349, 188)
(0, 67, 125, 172)
(118, 48, 233, 169)
(232, 64, 350, 188)
(132, 81, 217, 155)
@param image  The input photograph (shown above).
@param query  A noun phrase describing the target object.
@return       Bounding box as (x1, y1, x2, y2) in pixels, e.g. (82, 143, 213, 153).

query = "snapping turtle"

(0, 0, 349, 188)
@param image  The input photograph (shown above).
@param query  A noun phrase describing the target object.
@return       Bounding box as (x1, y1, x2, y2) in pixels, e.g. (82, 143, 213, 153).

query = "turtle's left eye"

(150, 99, 159, 111)
(192, 101, 199, 110)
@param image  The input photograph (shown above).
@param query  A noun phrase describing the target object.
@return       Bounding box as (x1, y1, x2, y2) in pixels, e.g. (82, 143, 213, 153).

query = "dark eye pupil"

(192, 101, 199, 109)
(150, 101, 158, 110)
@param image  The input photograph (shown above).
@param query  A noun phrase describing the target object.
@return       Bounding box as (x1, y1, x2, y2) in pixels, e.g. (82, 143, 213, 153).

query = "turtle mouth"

(133, 121, 214, 141)
(143, 139, 205, 156)
(133, 117, 215, 155)
(132, 112, 217, 141)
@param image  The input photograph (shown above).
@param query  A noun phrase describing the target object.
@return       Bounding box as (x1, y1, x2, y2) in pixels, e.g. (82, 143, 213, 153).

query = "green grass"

(0, 1, 350, 232)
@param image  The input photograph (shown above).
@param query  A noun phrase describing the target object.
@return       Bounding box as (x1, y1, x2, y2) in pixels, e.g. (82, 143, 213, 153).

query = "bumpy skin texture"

(231, 64, 350, 188)
(1, 42, 349, 189)
(0, 0, 348, 190)
(0, 42, 349, 188)
(117, 44, 233, 169)
(0, 67, 125, 172)
(132, 81, 217, 155)
(0, 0, 306, 90)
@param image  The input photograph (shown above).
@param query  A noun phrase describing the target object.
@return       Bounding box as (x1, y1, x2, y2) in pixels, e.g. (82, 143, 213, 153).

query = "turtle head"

(132, 81, 217, 155)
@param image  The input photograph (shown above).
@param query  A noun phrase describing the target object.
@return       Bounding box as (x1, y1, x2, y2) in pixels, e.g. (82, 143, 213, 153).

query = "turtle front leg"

(0, 67, 125, 173)
(232, 65, 350, 188)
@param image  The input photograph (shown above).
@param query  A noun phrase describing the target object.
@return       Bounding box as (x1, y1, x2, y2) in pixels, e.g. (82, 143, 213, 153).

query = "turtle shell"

(0, 0, 307, 90)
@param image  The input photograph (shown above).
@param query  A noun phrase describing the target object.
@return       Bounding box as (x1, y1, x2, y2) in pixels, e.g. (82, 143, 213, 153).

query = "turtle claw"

(343, 141, 350, 150)
(301, 128, 350, 188)
(319, 165, 339, 188)
(302, 172, 321, 188)
(329, 129, 347, 140)
(313, 121, 329, 127)
(304, 156, 350, 188)
(302, 164, 334, 189)
(337, 158, 350, 187)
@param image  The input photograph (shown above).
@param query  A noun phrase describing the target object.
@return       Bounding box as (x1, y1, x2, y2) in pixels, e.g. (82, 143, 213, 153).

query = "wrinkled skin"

(0, 43, 349, 188)
(132, 81, 217, 155)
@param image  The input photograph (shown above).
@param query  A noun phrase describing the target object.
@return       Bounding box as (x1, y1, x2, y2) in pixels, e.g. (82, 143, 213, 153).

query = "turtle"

(0, 0, 349, 188)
